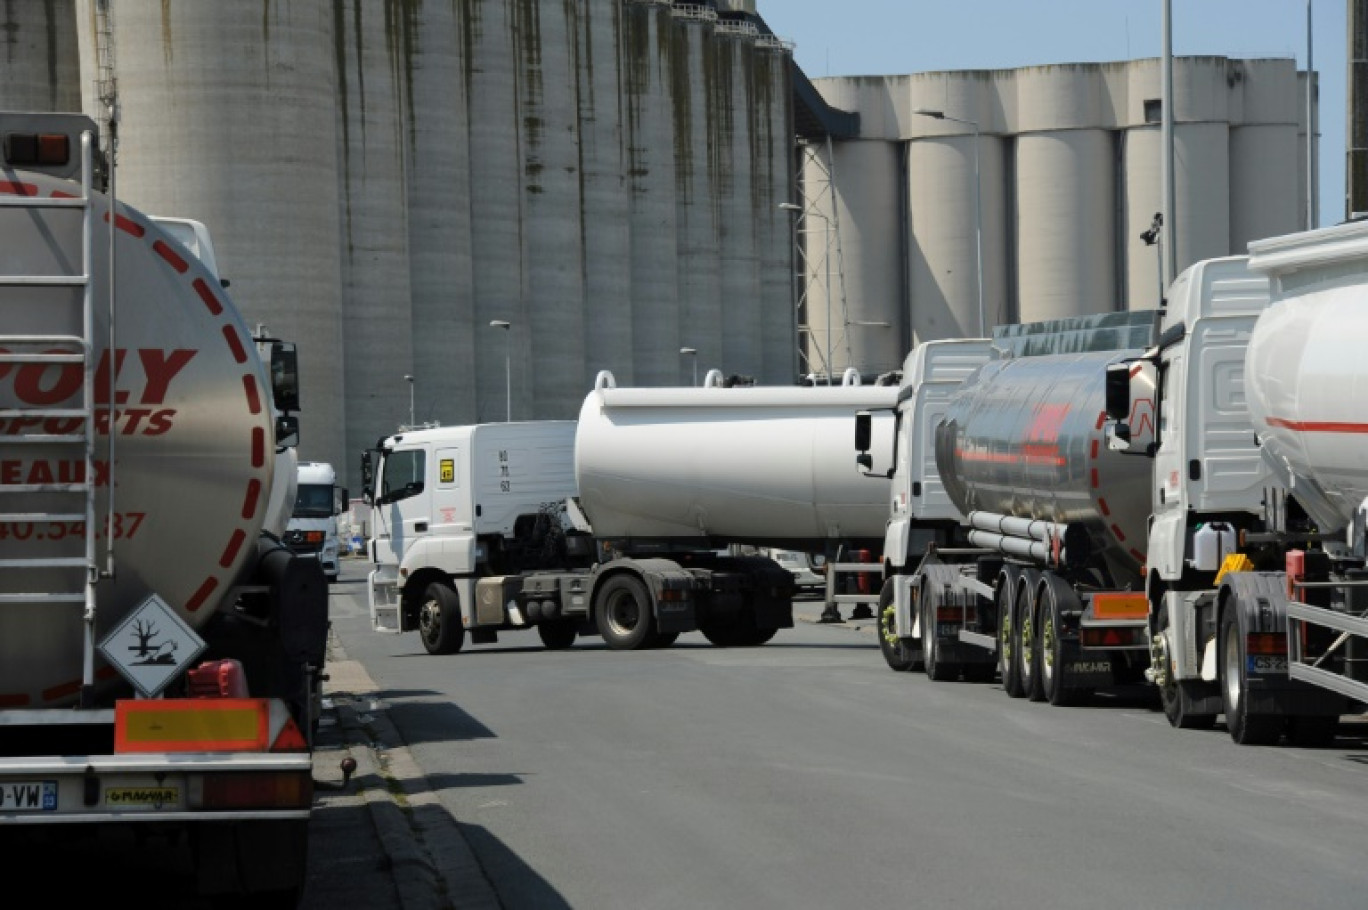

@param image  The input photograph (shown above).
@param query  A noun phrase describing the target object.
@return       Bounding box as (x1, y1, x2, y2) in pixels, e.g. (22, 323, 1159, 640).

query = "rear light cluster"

(4, 132, 70, 167)
(190, 771, 313, 810)
(1080, 626, 1146, 648)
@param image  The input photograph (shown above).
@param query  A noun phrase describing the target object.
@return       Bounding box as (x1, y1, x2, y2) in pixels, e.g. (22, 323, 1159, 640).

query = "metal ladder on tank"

(0, 129, 106, 707)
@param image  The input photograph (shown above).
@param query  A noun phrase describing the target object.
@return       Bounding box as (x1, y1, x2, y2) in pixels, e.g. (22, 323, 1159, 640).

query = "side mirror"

(275, 413, 299, 449)
(270, 342, 301, 413)
(1105, 362, 1131, 422)
(335, 487, 349, 515)
(854, 411, 872, 454)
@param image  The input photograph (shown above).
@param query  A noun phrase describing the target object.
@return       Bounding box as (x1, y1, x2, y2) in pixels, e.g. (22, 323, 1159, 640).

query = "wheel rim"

(1020, 600, 1034, 680)
(604, 589, 641, 637)
(1041, 603, 1056, 691)
(419, 597, 442, 642)
(1223, 618, 1243, 715)
(998, 588, 1012, 674)
(880, 603, 899, 648)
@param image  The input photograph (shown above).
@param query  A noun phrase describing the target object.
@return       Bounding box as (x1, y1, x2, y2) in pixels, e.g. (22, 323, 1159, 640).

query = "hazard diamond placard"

(98, 594, 207, 698)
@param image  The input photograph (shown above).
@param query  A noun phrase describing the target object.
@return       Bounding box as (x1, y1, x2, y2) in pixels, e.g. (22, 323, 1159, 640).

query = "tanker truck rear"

(0, 112, 328, 900)
(858, 312, 1163, 703)
(364, 370, 895, 652)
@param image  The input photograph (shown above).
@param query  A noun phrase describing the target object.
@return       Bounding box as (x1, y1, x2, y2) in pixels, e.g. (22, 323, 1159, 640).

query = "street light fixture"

(914, 107, 985, 337)
(489, 320, 511, 422)
(779, 201, 834, 385)
(403, 374, 415, 428)
(679, 347, 698, 386)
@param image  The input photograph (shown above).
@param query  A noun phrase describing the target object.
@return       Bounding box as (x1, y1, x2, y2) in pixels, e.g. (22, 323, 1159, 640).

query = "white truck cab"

(286, 461, 346, 581)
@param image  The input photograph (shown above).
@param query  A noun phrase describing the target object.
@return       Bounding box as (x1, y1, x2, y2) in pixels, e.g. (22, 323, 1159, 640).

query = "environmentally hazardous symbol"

(98, 594, 206, 698)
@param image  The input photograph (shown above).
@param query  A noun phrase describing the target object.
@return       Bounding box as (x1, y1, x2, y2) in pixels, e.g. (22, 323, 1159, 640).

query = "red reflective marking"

(220, 529, 248, 568)
(186, 577, 219, 612)
(242, 479, 262, 519)
(1129, 364, 1143, 377)
(1111, 523, 1126, 542)
(50, 190, 77, 199)
(1130, 548, 1147, 563)
(153, 239, 188, 273)
(1098, 497, 1111, 516)
(242, 375, 261, 414)
(251, 427, 265, 467)
(0, 693, 30, 707)
(1091, 468, 1099, 488)
(1090, 439, 1099, 459)
(194, 277, 224, 315)
(222, 325, 247, 363)
(0, 181, 38, 196)
(1095, 410, 1105, 430)
(42, 678, 81, 702)
(1266, 417, 1368, 434)
(957, 449, 1066, 467)
(107, 212, 145, 237)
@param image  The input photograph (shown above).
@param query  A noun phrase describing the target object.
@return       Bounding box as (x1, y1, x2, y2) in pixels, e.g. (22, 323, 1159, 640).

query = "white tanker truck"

(0, 112, 329, 899)
(364, 370, 896, 652)
(863, 240, 1365, 745)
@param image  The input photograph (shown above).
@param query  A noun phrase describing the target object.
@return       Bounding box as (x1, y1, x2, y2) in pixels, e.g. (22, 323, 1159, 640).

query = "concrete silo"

(515, 0, 588, 418)
(713, 21, 762, 379)
(578, 0, 634, 385)
(335, 1, 414, 468)
(466, 0, 528, 422)
(672, 8, 723, 379)
(406, 1, 478, 428)
(2, 2, 79, 113)
(622, 0, 681, 386)
(752, 38, 796, 384)
(1229, 59, 1302, 248)
(76, 1, 347, 472)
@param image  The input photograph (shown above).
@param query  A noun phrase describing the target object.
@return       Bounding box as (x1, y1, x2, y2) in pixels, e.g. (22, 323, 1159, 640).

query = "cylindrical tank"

(935, 350, 1155, 586)
(574, 380, 897, 548)
(1015, 130, 1115, 323)
(517, 0, 587, 419)
(0, 173, 276, 707)
(1246, 223, 1368, 531)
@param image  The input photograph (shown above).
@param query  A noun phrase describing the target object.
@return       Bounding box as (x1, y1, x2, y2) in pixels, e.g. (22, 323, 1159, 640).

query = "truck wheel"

(1219, 605, 1282, 745)
(419, 582, 465, 655)
(595, 575, 657, 650)
(1039, 590, 1064, 705)
(537, 619, 578, 650)
(877, 579, 919, 672)
(996, 572, 1023, 697)
(1155, 605, 1216, 729)
(1015, 575, 1043, 701)
(922, 577, 958, 681)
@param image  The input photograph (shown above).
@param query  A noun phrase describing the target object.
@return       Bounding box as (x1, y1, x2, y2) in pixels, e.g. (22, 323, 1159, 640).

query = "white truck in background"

(286, 460, 346, 581)
(0, 112, 329, 901)
(363, 371, 896, 653)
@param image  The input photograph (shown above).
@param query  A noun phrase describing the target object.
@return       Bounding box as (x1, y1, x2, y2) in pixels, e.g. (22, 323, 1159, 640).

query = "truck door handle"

(415, 522, 428, 532)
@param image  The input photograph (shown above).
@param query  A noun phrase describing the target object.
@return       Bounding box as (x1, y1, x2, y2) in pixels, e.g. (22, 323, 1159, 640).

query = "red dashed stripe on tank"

(219, 529, 248, 568)
(194, 277, 224, 315)
(242, 479, 262, 520)
(0, 181, 38, 196)
(153, 239, 188, 273)
(252, 427, 265, 468)
(222, 325, 247, 363)
(186, 577, 219, 613)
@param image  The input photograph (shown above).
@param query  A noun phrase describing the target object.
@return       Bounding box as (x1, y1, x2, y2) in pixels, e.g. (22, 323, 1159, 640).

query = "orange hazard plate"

(115, 698, 270, 753)
(1090, 592, 1148, 621)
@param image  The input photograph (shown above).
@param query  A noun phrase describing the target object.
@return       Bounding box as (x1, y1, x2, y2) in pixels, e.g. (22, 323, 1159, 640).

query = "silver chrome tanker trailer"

(0, 112, 327, 900)
(857, 312, 1160, 704)
(366, 370, 896, 652)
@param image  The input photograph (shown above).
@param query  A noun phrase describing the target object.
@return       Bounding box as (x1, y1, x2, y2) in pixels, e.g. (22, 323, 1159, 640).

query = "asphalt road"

(321, 558, 1368, 910)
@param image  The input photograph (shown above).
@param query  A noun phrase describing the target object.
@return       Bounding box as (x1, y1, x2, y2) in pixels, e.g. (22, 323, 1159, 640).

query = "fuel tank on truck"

(935, 349, 1156, 587)
(0, 171, 277, 708)
(574, 372, 897, 550)
(1246, 221, 1368, 532)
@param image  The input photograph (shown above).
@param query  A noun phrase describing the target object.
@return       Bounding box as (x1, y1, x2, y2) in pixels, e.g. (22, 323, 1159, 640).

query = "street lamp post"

(779, 202, 834, 385)
(679, 347, 698, 386)
(403, 374, 414, 428)
(914, 108, 984, 337)
(489, 320, 511, 422)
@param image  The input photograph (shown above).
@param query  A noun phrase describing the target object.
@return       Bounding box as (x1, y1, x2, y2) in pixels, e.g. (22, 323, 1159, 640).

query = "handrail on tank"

(840, 368, 863, 386)
(595, 370, 617, 390)
(702, 369, 726, 387)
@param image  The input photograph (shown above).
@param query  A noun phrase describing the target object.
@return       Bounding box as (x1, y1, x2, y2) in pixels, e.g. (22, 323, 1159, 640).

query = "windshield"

(293, 483, 334, 518)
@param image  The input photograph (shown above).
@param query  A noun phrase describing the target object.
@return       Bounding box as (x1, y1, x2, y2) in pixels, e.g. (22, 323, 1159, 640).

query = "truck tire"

(419, 582, 465, 655)
(537, 619, 579, 650)
(1155, 605, 1216, 729)
(595, 575, 657, 650)
(921, 576, 959, 682)
(1015, 572, 1043, 701)
(1219, 604, 1282, 745)
(1040, 583, 1073, 706)
(877, 579, 920, 672)
(996, 568, 1023, 697)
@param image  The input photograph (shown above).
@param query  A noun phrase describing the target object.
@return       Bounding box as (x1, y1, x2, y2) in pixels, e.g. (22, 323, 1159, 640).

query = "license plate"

(1249, 655, 1288, 674)
(0, 781, 58, 812)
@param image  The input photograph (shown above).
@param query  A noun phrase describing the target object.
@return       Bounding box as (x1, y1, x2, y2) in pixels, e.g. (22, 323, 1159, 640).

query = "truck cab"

(286, 461, 346, 581)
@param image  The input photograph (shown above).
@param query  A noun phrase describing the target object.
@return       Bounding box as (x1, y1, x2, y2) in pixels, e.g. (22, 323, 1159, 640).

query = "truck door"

(375, 446, 428, 565)
(432, 446, 471, 538)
